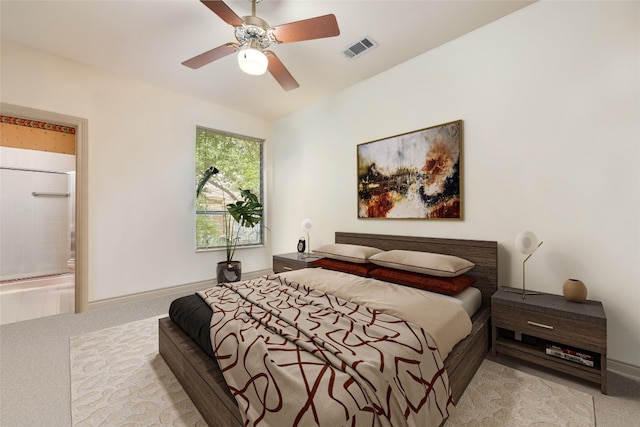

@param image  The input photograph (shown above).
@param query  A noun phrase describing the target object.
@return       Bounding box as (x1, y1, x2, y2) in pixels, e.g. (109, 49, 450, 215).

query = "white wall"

(272, 2, 640, 367)
(0, 42, 273, 302)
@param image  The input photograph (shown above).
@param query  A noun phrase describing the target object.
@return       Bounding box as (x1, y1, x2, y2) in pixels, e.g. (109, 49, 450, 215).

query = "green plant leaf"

(196, 166, 219, 197)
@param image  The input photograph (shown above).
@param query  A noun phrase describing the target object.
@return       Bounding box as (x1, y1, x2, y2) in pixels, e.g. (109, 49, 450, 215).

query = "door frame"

(1, 103, 88, 313)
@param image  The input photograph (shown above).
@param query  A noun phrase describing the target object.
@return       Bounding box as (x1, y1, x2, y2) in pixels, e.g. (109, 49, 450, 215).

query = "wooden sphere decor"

(563, 279, 587, 302)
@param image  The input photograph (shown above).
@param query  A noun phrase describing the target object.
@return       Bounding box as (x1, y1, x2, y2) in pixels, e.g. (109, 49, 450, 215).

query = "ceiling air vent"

(342, 36, 378, 60)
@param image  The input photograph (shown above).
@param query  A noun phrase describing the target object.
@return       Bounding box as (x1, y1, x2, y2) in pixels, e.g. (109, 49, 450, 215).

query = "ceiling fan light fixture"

(183, 0, 340, 90)
(237, 44, 268, 76)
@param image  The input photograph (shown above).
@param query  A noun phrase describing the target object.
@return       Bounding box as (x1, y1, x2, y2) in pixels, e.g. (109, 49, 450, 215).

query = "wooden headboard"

(335, 232, 498, 307)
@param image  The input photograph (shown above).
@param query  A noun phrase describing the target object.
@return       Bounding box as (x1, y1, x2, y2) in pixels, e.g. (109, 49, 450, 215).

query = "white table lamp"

(506, 230, 544, 299)
(300, 219, 313, 258)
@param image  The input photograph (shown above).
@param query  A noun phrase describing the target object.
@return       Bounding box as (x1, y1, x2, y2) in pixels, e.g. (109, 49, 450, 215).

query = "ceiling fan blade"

(200, 0, 244, 27)
(182, 43, 238, 69)
(265, 51, 299, 91)
(272, 14, 340, 44)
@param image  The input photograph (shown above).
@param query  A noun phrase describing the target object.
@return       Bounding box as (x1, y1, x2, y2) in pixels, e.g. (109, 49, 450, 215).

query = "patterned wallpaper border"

(0, 115, 76, 135)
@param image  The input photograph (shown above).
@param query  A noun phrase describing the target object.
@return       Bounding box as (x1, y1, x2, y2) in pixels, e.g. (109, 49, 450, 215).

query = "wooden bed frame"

(159, 232, 498, 426)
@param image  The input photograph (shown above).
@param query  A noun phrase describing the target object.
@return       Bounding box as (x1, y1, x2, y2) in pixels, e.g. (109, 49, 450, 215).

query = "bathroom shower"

(0, 167, 75, 282)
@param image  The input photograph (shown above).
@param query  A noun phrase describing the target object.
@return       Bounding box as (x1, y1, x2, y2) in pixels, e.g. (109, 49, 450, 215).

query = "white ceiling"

(1, 0, 534, 121)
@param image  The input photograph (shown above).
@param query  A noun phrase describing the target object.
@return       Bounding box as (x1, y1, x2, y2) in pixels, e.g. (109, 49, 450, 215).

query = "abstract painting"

(357, 120, 462, 219)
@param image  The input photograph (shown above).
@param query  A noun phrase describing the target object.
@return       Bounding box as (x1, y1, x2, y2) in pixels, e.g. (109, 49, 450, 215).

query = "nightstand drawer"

(493, 303, 606, 352)
(273, 258, 305, 273)
(272, 253, 322, 273)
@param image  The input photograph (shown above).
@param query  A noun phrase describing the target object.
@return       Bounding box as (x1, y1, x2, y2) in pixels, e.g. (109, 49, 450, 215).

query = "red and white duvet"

(199, 274, 454, 427)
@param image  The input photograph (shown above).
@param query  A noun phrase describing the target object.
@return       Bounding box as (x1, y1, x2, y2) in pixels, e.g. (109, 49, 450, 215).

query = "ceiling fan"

(182, 0, 340, 91)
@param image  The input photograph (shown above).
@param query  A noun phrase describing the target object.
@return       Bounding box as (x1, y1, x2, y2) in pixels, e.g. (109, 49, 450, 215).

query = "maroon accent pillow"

(312, 258, 378, 277)
(368, 267, 476, 295)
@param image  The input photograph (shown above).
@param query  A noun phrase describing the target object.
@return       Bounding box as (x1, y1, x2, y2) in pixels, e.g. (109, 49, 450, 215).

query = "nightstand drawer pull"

(283, 266, 293, 271)
(527, 321, 554, 330)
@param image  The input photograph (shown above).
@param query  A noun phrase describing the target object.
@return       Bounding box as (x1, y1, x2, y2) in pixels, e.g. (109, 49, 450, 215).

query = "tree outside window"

(195, 127, 263, 250)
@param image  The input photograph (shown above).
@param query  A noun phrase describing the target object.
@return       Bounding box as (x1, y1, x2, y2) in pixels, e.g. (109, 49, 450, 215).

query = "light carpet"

(70, 315, 205, 426)
(446, 359, 595, 426)
(70, 316, 595, 427)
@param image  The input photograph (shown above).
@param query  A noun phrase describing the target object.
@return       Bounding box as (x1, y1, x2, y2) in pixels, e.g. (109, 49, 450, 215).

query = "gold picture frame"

(357, 120, 463, 219)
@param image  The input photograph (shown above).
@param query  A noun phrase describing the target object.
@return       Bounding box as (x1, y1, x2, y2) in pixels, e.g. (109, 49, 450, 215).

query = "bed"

(159, 232, 498, 426)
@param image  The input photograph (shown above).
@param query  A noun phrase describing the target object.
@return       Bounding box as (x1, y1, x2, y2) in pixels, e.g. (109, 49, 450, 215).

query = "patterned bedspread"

(198, 274, 453, 427)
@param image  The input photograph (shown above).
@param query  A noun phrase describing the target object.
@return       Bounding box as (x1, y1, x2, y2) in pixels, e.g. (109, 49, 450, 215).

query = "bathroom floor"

(0, 274, 74, 325)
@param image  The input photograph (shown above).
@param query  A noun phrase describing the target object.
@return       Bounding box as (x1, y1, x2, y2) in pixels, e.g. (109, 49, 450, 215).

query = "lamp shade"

(515, 230, 540, 255)
(301, 218, 313, 233)
(237, 45, 268, 76)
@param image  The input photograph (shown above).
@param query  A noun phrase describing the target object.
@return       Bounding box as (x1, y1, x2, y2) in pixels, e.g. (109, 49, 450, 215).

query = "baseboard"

(608, 358, 640, 379)
(88, 269, 272, 311)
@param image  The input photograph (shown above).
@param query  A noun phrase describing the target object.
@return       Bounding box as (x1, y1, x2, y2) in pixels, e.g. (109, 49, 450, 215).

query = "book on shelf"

(545, 343, 594, 367)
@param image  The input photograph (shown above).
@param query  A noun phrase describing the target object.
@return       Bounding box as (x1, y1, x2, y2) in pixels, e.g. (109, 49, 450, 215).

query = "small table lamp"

(506, 230, 544, 299)
(300, 219, 313, 258)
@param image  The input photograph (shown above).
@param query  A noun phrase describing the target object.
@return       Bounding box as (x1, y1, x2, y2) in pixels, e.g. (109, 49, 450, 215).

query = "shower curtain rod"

(0, 166, 71, 175)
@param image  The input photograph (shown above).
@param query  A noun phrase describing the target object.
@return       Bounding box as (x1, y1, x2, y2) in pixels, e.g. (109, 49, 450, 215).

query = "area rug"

(70, 316, 206, 426)
(71, 316, 595, 427)
(446, 359, 595, 426)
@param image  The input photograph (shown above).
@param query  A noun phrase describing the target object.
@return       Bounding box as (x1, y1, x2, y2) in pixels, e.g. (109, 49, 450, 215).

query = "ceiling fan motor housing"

(235, 16, 276, 50)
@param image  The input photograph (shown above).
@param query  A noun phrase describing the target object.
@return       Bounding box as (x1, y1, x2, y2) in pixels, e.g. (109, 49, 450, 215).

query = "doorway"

(0, 103, 88, 322)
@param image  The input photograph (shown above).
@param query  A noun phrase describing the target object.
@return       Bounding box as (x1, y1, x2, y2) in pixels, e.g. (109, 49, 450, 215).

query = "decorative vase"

(563, 279, 587, 302)
(217, 261, 241, 283)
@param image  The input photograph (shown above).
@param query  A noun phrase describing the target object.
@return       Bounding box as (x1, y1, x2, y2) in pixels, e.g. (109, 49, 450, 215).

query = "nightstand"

(272, 252, 322, 273)
(491, 287, 607, 393)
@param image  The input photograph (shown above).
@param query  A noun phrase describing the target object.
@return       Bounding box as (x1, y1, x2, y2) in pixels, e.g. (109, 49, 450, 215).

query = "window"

(195, 126, 264, 250)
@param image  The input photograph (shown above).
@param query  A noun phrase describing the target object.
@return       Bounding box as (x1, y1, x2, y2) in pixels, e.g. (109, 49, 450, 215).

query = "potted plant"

(196, 166, 264, 283)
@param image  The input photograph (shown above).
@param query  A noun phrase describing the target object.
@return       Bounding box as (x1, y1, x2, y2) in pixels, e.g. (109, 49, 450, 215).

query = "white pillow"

(368, 250, 474, 277)
(312, 244, 383, 264)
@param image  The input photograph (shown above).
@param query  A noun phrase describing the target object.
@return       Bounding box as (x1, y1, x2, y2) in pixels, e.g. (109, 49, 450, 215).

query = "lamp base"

(503, 287, 543, 299)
